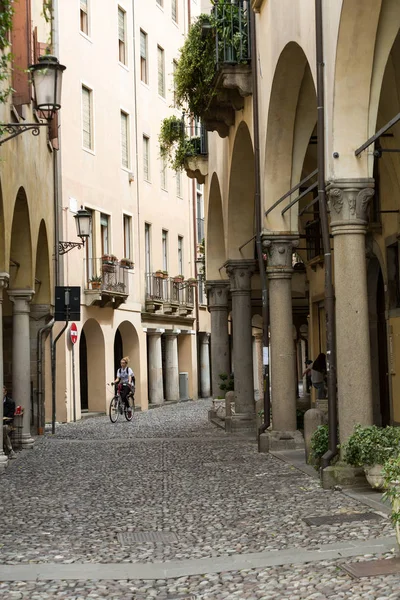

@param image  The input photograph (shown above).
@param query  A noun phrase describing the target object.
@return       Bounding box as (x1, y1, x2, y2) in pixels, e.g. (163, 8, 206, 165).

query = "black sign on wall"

(54, 286, 81, 322)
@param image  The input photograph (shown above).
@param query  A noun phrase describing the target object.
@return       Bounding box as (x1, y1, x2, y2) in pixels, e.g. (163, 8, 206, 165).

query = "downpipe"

(315, 0, 338, 468)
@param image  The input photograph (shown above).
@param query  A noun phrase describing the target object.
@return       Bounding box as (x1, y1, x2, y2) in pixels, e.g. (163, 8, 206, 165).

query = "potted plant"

(162, 270, 169, 279)
(120, 258, 134, 269)
(344, 425, 400, 489)
(89, 275, 102, 290)
(173, 274, 184, 283)
(382, 456, 400, 551)
(187, 277, 197, 286)
(155, 269, 164, 278)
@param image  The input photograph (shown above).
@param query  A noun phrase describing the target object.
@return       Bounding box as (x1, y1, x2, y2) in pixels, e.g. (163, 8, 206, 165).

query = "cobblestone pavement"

(1, 399, 400, 598)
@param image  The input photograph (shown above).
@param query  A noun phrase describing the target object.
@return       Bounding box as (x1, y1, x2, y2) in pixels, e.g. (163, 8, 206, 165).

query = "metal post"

(51, 288, 70, 434)
(72, 342, 77, 422)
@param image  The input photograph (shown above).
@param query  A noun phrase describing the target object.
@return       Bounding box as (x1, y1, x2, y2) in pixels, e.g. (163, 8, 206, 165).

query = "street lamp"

(0, 55, 66, 145)
(58, 207, 92, 255)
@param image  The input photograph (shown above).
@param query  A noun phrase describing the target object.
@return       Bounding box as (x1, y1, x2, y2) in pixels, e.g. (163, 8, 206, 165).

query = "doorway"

(79, 330, 88, 410)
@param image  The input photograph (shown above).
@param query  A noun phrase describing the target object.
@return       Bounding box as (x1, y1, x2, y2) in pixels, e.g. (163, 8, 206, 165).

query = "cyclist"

(114, 356, 135, 414)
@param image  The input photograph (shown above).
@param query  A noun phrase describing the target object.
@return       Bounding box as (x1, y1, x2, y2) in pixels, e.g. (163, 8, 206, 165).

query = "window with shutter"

(145, 223, 151, 274)
(121, 111, 129, 168)
(172, 60, 178, 107)
(140, 30, 148, 84)
(80, 0, 89, 35)
(161, 157, 167, 190)
(12, 0, 31, 108)
(176, 170, 182, 198)
(123, 215, 132, 259)
(100, 214, 110, 255)
(156, 0, 163, 6)
(118, 7, 126, 65)
(178, 236, 183, 276)
(82, 86, 93, 150)
(172, 0, 177, 23)
(157, 46, 165, 97)
(143, 136, 150, 181)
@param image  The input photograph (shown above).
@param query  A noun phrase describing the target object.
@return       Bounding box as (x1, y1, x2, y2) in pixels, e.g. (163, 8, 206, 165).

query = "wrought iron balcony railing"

(213, 0, 251, 68)
(305, 219, 323, 262)
(85, 258, 129, 296)
(145, 274, 195, 306)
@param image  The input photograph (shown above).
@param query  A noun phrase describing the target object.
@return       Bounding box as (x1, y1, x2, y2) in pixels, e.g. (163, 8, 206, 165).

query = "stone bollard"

(304, 408, 327, 464)
(225, 390, 235, 417)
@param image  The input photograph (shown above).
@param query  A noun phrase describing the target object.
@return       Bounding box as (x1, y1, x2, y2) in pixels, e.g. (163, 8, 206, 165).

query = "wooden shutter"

(12, 0, 31, 108)
(82, 87, 92, 149)
(157, 46, 164, 97)
(121, 112, 128, 168)
(172, 0, 177, 22)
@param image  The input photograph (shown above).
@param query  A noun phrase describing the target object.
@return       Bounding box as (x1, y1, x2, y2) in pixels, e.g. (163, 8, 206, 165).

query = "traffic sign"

(70, 323, 78, 345)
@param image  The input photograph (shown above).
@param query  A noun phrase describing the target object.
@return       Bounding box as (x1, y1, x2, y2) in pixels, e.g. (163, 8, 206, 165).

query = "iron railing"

(213, 0, 251, 68)
(305, 219, 323, 262)
(85, 258, 129, 295)
(145, 274, 195, 306)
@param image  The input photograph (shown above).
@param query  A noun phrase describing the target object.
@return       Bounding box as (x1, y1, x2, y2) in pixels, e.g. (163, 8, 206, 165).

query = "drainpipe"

(249, 9, 271, 433)
(37, 318, 54, 434)
(315, 0, 338, 468)
(132, 0, 142, 286)
(52, 0, 62, 286)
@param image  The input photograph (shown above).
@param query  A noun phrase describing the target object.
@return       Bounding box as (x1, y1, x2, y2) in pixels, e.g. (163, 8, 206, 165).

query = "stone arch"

(115, 321, 141, 395)
(79, 318, 105, 412)
(207, 173, 226, 279)
(264, 42, 315, 230)
(33, 220, 51, 305)
(332, 0, 383, 176)
(227, 121, 255, 259)
(9, 187, 32, 289)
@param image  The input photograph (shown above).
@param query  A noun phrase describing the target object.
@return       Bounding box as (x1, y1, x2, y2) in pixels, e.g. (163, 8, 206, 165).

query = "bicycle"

(109, 382, 134, 423)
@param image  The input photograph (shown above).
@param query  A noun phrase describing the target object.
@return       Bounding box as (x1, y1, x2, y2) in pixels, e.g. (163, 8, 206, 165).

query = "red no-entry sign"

(70, 322, 78, 345)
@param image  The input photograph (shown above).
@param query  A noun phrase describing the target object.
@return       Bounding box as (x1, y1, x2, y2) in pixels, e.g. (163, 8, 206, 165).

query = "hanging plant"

(159, 115, 204, 171)
(0, 0, 14, 105)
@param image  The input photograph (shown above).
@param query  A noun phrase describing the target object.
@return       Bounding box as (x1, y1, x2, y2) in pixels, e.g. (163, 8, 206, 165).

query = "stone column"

(328, 179, 374, 445)
(147, 329, 164, 405)
(261, 233, 303, 450)
(206, 280, 230, 397)
(200, 332, 211, 398)
(7, 289, 35, 449)
(0, 274, 9, 472)
(253, 331, 264, 403)
(225, 260, 256, 431)
(164, 330, 180, 401)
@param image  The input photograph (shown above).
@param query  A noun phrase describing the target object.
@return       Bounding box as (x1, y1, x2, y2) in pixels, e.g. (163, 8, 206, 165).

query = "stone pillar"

(225, 260, 256, 431)
(261, 234, 303, 450)
(253, 331, 264, 403)
(206, 280, 230, 397)
(199, 332, 211, 398)
(0, 274, 9, 472)
(164, 330, 180, 401)
(7, 289, 35, 449)
(147, 329, 164, 405)
(328, 179, 374, 445)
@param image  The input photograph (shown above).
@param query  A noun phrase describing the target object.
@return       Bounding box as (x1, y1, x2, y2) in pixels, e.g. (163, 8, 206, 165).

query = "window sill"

(118, 61, 129, 72)
(82, 147, 96, 156)
(79, 31, 92, 43)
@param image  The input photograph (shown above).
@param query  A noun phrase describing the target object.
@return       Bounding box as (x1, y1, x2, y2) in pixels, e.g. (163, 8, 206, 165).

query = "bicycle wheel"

(124, 402, 134, 422)
(109, 396, 120, 423)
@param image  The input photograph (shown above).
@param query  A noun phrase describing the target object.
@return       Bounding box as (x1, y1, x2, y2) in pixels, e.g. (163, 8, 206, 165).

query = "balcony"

(183, 122, 208, 184)
(145, 274, 195, 316)
(84, 258, 130, 308)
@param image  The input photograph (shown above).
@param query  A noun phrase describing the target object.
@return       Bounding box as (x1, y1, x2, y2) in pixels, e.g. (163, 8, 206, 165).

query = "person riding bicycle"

(114, 356, 135, 411)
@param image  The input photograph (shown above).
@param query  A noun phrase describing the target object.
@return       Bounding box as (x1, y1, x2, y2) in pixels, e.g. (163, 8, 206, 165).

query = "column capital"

(0, 273, 9, 289)
(206, 280, 230, 310)
(164, 329, 180, 337)
(261, 232, 299, 277)
(327, 178, 374, 235)
(146, 328, 165, 336)
(7, 289, 35, 313)
(201, 332, 211, 344)
(225, 259, 257, 294)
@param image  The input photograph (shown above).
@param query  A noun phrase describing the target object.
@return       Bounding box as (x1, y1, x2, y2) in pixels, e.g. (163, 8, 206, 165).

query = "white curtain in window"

(82, 87, 91, 149)
(121, 112, 128, 168)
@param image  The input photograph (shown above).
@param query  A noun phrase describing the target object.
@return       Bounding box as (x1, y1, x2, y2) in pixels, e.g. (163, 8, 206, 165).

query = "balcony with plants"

(172, 0, 252, 139)
(144, 272, 196, 316)
(159, 115, 208, 183)
(84, 257, 130, 308)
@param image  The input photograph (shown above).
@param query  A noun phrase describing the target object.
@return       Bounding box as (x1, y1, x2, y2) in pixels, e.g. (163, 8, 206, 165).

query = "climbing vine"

(0, 0, 14, 104)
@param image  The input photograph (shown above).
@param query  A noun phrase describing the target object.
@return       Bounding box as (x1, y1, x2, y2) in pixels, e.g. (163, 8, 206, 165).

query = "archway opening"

(114, 321, 140, 404)
(207, 174, 226, 279)
(79, 319, 105, 412)
(9, 188, 32, 289)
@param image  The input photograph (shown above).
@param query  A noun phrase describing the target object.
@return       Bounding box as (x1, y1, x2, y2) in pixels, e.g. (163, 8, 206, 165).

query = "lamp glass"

(74, 208, 92, 239)
(30, 55, 66, 115)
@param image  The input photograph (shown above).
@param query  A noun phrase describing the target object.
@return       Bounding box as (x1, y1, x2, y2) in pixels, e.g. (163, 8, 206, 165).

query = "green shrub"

(310, 424, 329, 463)
(344, 425, 400, 467)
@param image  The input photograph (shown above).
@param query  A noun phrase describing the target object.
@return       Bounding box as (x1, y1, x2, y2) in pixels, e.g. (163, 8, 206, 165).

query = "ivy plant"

(159, 115, 203, 171)
(382, 457, 400, 535)
(0, 0, 14, 105)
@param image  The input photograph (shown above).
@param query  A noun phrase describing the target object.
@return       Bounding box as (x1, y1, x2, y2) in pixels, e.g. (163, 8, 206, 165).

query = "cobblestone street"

(1, 399, 400, 599)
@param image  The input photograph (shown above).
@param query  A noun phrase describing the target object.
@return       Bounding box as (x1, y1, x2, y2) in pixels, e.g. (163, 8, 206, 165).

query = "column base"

(0, 453, 8, 474)
(321, 461, 367, 490)
(22, 434, 35, 450)
(258, 430, 304, 453)
(225, 413, 256, 434)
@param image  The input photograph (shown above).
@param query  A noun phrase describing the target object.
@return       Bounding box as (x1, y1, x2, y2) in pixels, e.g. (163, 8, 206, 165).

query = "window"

(85, 207, 94, 282)
(82, 85, 93, 150)
(100, 214, 109, 255)
(172, 60, 178, 107)
(140, 30, 148, 84)
(162, 230, 168, 271)
(118, 7, 126, 65)
(145, 223, 151, 273)
(123, 215, 132, 259)
(157, 45, 165, 97)
(120, 111, 129, 168)
(80, 0, 89, 35)
(172, 0, 177, 22)
(161, 156, 167, 190)
(143, 135, 150, 181)
(156, 0, 163, 6)
(176, 170, 182, 198)
(178, 236, 183, 275)
(196, 182, 204, 242)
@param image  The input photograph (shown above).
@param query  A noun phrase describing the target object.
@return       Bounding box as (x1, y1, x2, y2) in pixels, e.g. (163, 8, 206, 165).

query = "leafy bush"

(383, 456, 400, 530)
(219, 372, 234, 393)
(310, 425, 329, 462)
(344, 425, 400, 467)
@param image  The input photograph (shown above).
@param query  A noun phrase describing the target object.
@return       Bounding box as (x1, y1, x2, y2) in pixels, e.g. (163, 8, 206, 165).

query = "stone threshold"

(0, 536, 395, 582)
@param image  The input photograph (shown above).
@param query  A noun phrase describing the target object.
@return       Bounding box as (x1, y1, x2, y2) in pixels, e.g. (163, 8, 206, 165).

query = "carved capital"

(0, 273, 9, 300)
(261, 233, 299, 275)
(225, 259, 256, 294)
(328, 179, 374, 232)
(205, 280, 230, 310)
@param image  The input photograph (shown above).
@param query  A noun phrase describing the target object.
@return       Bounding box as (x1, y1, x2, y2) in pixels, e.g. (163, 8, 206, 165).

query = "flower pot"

(90, 282, 101, 290)
(102, 264, 116, 273)
(155, 272, 164, 278)
(364, 464, 386, 490)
